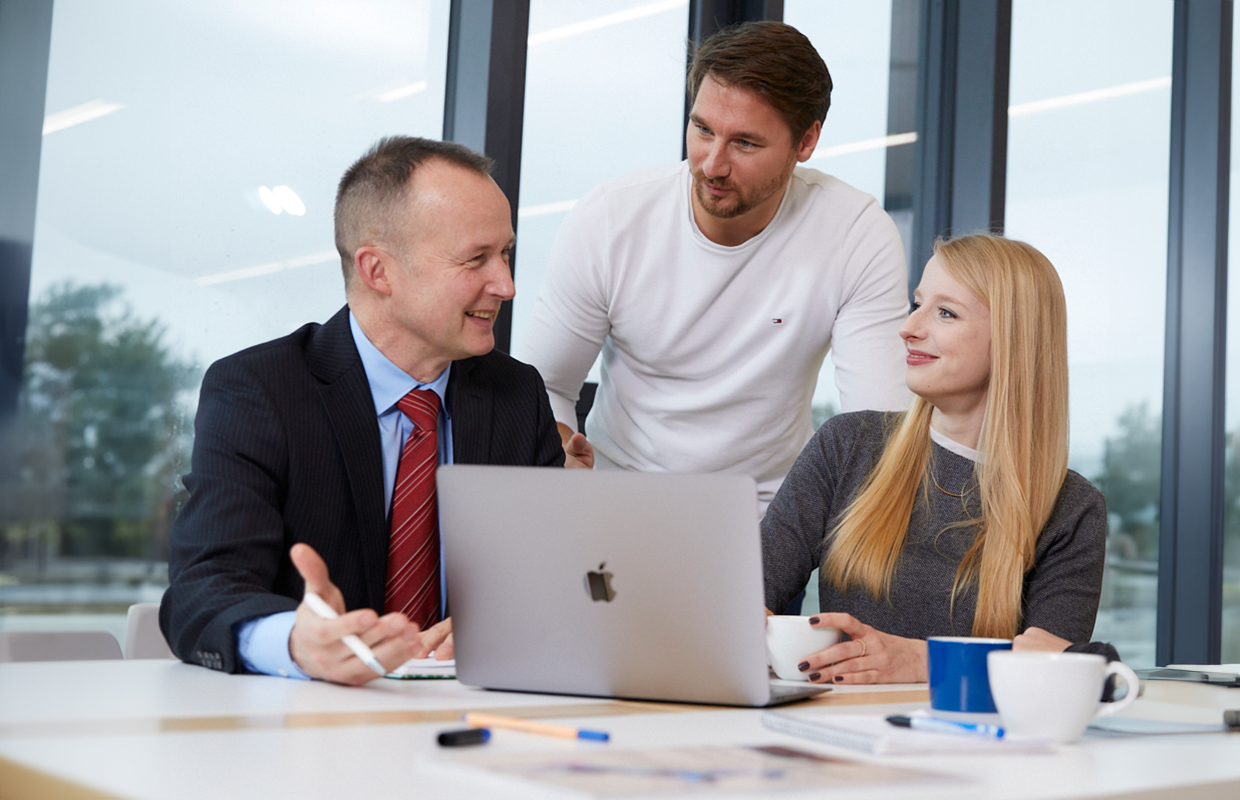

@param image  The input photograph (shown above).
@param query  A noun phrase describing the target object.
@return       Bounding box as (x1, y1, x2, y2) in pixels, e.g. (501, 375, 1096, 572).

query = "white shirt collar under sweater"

(929, 425, 980, 462)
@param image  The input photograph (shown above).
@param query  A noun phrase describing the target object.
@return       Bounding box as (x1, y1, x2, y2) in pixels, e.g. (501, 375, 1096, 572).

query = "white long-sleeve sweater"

(521, 161, 912, 507)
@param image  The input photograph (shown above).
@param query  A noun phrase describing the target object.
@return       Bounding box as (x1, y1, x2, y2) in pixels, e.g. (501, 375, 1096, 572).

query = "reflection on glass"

(511, 0, 688, 361)
(1006, 0, 1173, 667)
(783, 1, 895, 423)
(0, 0, 449, 641)
(1223, 4, 1240, 664)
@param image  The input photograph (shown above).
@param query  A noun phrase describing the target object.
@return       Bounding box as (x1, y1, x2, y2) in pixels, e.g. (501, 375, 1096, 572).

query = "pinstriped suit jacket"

(160, 306, 565, 673)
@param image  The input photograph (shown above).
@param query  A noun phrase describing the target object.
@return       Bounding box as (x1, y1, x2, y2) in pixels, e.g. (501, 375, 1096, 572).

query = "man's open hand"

(287, 543, 428, 685)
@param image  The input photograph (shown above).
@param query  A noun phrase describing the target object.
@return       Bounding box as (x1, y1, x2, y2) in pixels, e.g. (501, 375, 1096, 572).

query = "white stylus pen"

(302, 592, 387, 677)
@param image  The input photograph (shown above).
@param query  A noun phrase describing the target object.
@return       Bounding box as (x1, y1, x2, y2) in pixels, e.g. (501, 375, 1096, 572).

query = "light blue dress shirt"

(235, 312, 453, 679)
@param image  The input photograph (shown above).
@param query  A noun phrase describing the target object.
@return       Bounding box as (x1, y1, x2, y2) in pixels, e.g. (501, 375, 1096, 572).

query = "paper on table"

(424, 744, 951, 797)
(762, 712, 1054, 755)
(387, 657, 455, 679)
(1168, 663, 1240, 676)
(1087, 717, 1228, 736)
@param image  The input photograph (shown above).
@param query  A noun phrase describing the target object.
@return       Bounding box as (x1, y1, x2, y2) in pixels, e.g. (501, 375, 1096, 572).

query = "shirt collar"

(929, 425, 980, 462)
(349, 311, 451, 419)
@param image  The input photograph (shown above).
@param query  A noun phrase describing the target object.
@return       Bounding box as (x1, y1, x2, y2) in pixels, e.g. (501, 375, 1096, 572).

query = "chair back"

(125, 603, 176, 659)
(0, 631, 122, 663)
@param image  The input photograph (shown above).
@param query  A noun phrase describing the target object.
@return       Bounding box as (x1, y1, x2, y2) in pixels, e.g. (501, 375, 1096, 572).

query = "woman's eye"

(909, 302, 921, 314)
(938, 307, 957, 319)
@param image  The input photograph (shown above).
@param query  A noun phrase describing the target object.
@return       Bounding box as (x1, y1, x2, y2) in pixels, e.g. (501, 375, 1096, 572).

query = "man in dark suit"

(160, 137, 573, 685)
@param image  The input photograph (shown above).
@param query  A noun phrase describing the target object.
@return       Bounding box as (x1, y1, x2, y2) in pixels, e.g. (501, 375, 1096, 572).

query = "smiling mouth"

(906, 350, 937, 364)
(466, 310, 495, 321)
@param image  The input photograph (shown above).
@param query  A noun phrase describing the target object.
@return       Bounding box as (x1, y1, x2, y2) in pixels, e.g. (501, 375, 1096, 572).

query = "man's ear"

(354, 246, 394, 297)
(796, 120, 822, 163)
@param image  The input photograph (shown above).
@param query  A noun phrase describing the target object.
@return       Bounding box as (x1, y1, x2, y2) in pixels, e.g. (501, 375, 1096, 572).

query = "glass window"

(2, 0, 450, 645)
(510, 0, 689, 363)
(1006, 0, 1174, 666)
(783, 1, 898, 423)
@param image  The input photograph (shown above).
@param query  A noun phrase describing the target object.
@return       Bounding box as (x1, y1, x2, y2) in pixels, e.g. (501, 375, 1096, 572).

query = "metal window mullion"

(949, 0, 1010, 238)
(443, 0, 530, 354)
(910, 0, 958, 286)
(1157, 0, 1231, 667)
(883, 0, 923, 258)
(909, 0, 1010, 291)
(682, 0, 785, 159)
(0, 0, 54, 425)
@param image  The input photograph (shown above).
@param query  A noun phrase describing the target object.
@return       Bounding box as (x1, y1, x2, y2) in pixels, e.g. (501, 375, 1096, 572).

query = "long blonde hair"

(823, 234, 1069, 638)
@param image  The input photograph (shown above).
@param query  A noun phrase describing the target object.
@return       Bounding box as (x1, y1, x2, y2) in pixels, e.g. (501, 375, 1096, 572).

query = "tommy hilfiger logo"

(772, 318, 783, 324)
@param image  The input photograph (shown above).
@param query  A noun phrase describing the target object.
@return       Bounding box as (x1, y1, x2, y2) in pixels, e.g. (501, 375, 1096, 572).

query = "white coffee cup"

(765, 615, 840, 681)
(987, 651, 1140, 743)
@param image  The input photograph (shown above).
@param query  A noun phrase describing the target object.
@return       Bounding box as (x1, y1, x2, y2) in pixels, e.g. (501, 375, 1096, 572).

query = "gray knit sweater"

(762, 411, 1107, 643)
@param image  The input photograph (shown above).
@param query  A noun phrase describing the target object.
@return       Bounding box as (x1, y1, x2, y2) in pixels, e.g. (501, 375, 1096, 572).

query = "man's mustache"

(692, 171, 735, 192)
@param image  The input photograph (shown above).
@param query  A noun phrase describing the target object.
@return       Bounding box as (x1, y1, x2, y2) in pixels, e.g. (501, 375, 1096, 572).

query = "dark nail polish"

(798, 661, 810, 672)
(808, 672, 821, 681)
(833, 675, 844, 683)
(808, 616, 821, 625)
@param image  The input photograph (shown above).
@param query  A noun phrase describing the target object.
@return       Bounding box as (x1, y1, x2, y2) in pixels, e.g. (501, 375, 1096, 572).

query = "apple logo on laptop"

(585, 562, 616, 602)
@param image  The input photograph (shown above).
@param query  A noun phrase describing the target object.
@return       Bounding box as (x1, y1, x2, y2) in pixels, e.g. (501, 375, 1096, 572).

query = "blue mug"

(927, 636, 1012, 714)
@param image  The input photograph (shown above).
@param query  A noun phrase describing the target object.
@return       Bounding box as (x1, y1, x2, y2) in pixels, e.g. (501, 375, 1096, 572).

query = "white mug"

(765, 615, 840, 681)
(987, 651, 1140, 743)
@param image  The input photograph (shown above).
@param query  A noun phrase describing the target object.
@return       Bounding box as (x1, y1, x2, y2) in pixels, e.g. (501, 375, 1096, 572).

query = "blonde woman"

(762, 234, 1106, 684)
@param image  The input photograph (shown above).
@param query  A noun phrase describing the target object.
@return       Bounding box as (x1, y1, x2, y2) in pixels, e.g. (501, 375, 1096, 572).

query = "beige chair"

(0, 631, 122, 663)
(125, 603, 176, 659)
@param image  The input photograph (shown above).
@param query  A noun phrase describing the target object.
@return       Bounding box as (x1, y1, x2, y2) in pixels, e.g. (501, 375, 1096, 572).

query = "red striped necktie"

(384, 389, 441, 629)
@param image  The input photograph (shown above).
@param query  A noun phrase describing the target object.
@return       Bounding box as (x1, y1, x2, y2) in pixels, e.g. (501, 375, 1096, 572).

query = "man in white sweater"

(522, 21, 911, 511)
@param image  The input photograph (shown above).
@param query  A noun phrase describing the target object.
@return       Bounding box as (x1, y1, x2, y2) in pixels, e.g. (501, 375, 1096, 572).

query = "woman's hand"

(1012, 626, 1071, 653)
(797, 612, 928, 684)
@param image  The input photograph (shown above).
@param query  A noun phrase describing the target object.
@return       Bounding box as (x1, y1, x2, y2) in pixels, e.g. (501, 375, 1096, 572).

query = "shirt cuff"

(235, 611, 311, 680)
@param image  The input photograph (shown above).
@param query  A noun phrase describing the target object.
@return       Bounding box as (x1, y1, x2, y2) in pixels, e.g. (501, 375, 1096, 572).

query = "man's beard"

(690, 158, 795, 220)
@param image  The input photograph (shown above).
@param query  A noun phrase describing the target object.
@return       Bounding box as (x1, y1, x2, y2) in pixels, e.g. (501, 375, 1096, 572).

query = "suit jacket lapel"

(309, 307, 389, 612)
(449, 357, 491, 464)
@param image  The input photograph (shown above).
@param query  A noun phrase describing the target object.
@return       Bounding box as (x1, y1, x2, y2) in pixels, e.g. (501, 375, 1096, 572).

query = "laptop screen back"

(438, 466, 772, 706)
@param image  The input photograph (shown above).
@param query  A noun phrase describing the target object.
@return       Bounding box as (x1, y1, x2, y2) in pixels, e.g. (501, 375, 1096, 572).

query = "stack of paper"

(386, 657, 455, 679)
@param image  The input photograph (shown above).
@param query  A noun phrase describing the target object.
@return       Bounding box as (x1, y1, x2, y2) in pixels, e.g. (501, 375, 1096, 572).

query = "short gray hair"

(334, 136, 495, 286)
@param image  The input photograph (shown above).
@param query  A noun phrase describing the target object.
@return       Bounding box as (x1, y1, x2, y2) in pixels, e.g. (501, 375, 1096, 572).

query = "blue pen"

(886, 715, 1005, 739)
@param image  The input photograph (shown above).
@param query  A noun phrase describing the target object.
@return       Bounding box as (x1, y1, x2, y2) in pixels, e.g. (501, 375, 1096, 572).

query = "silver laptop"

(437, 465, 827, 707)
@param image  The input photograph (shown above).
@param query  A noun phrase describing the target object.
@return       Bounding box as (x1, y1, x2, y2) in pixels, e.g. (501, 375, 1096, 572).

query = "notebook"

(762, 712, 1054, 755)
(437, 465, 827, 707)
(1136, 666, 1240, 686)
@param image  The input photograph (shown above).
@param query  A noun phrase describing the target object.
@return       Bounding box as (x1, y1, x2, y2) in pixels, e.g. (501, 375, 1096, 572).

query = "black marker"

(437, 727, 491, 747)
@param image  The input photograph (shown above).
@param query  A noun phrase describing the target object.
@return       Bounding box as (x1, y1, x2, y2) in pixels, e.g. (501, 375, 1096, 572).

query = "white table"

(1, 660, 1237, 799)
